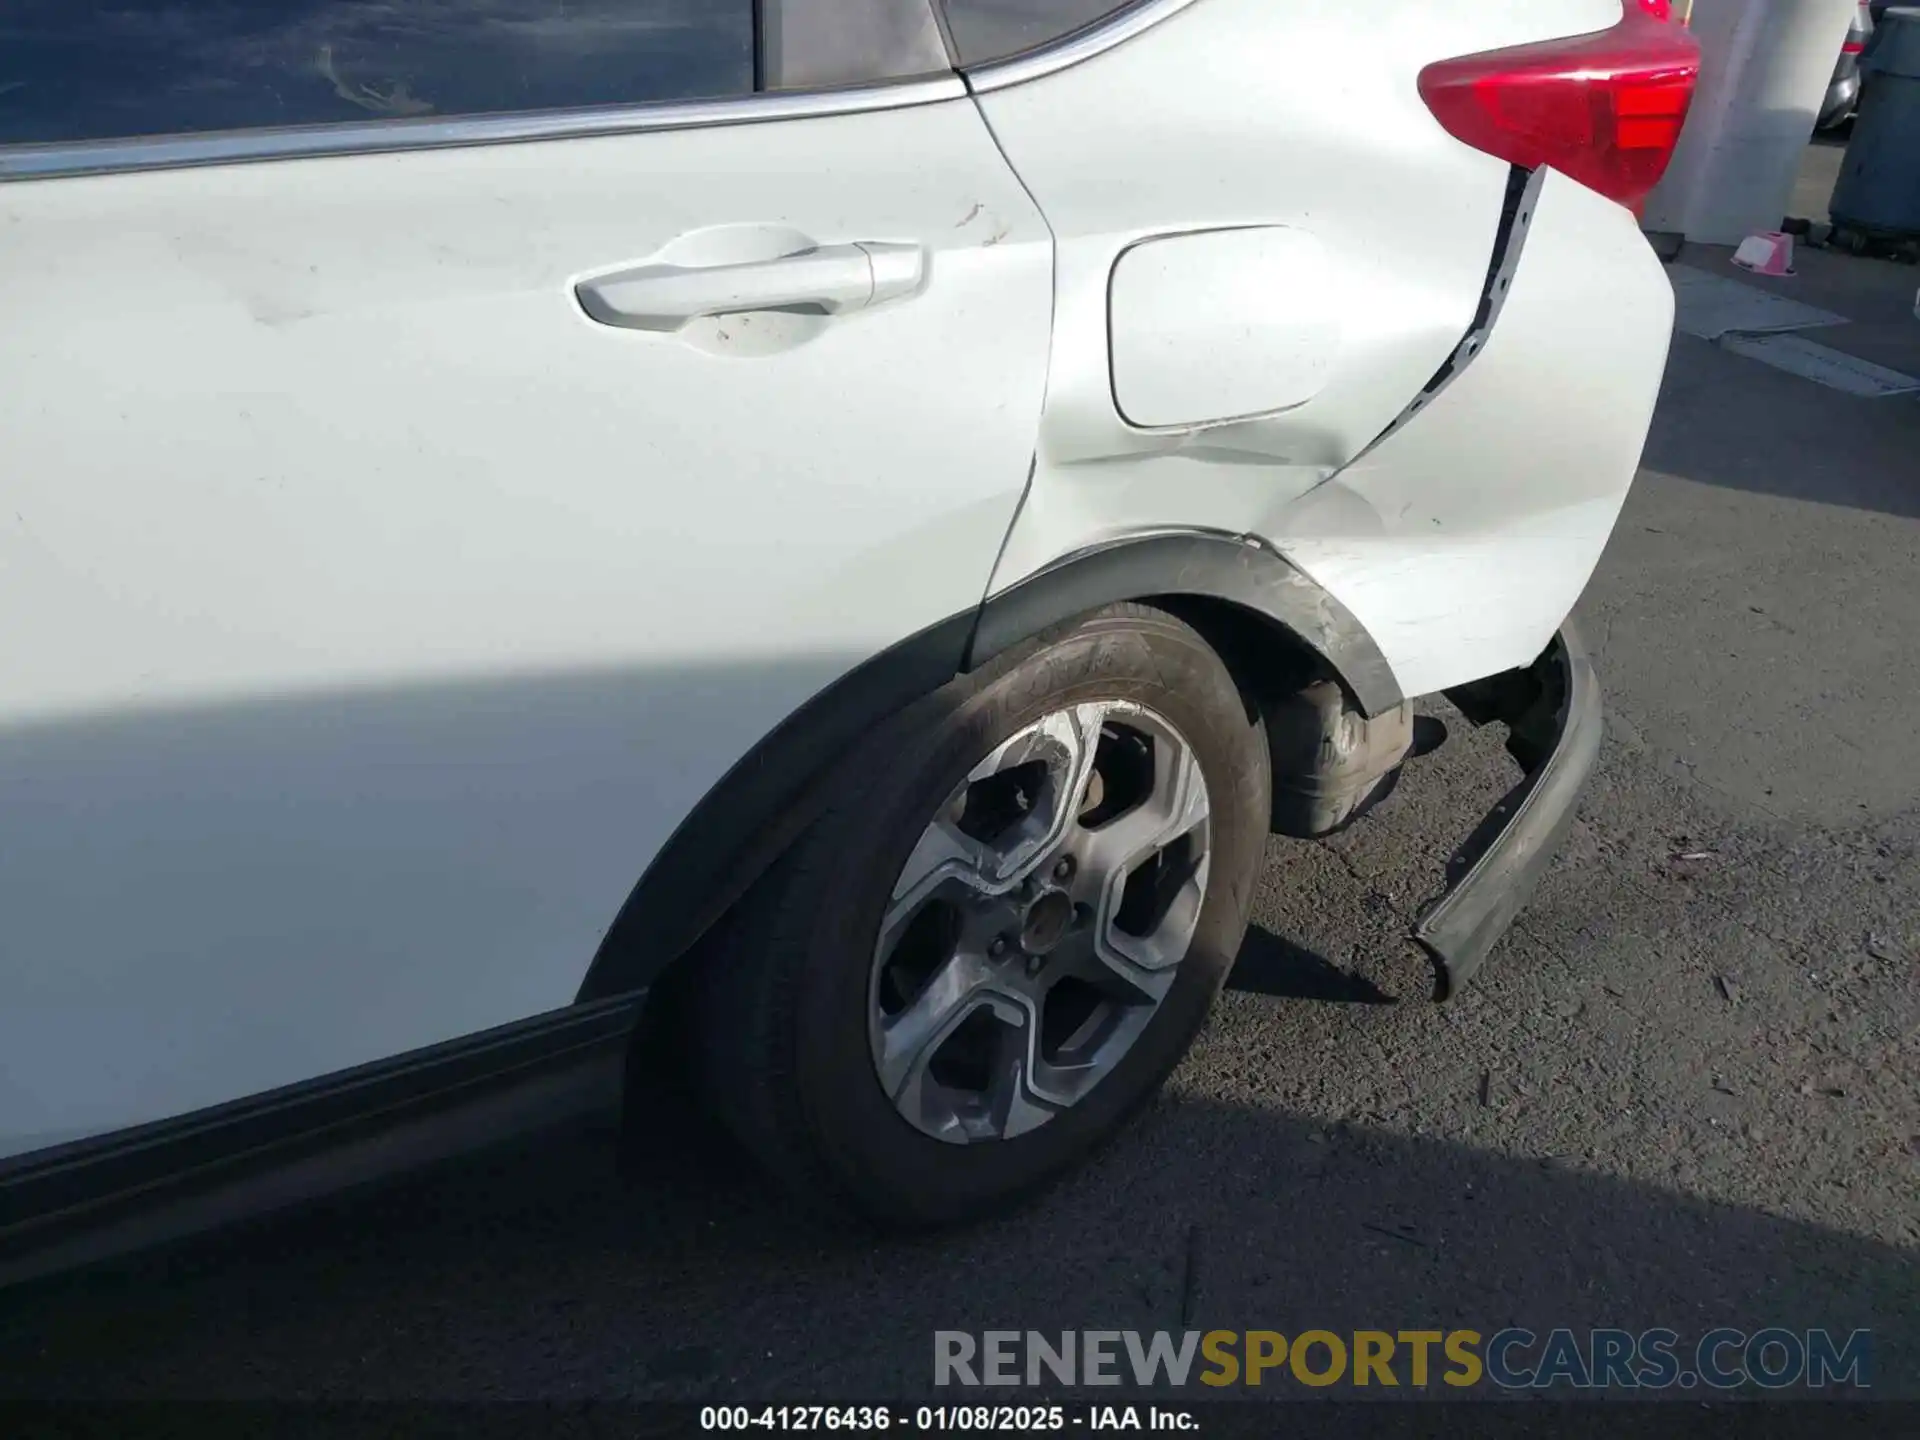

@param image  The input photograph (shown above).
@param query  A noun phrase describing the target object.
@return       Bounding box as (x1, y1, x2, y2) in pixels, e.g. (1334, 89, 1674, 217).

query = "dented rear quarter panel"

(977, 0, 1663, 697)
(1279, 171, 1675, 698)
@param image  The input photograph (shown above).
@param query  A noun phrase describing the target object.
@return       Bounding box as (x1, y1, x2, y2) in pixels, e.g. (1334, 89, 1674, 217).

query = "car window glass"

(0, 0, 755, 148)
(762, 0, 951, 91)
(939, 0, 1141, 66)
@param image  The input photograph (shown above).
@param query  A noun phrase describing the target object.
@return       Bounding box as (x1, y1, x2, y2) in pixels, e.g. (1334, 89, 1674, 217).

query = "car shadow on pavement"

(1, 1070, 1911, 1401)
(1226, 926, 1396, 1005)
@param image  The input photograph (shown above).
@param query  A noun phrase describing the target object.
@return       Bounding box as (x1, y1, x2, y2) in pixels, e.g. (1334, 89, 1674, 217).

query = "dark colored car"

(1820, 1, 1878, 130)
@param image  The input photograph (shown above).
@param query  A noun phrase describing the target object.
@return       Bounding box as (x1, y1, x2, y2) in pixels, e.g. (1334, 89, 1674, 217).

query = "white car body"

(0, 0, 1680, 1252)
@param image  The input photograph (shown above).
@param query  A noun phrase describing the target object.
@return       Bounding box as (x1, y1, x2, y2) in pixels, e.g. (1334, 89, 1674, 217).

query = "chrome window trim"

(0, 74, 967, 183)
(961, 0, 1202, 91)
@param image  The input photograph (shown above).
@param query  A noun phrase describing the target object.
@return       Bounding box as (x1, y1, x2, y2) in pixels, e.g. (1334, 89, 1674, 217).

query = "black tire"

(687, 603, 1271, 1228)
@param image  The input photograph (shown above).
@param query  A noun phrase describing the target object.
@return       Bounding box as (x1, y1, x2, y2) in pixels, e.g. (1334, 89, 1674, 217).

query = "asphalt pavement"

(3, 187, 1916, 1404)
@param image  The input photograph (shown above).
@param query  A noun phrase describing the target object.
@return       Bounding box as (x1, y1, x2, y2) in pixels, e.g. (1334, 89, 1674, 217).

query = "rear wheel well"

(616, 593, 1372, 1164)
(587, 532, 1399, 1010)
(1146, 594, 1337, 723)
(635, 597, 1334, 1016)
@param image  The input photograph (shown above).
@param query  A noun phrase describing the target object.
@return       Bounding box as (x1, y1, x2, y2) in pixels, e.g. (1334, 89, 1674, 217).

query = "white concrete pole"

(1643, 0, 1860, 243)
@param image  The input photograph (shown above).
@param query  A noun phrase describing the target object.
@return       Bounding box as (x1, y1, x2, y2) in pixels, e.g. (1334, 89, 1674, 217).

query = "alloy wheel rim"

(867, 701, 1212, 1145)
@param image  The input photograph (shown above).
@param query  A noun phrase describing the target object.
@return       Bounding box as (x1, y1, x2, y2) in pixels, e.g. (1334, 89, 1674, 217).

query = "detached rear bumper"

(1412, 622, 1602, 999)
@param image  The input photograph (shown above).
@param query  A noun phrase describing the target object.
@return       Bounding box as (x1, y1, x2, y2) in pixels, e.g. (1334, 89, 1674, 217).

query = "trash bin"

(1831, 6, 1920, 238)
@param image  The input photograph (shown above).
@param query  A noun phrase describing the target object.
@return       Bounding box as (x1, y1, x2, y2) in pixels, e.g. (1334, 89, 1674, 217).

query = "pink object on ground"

(1731, 230, 1795, 277)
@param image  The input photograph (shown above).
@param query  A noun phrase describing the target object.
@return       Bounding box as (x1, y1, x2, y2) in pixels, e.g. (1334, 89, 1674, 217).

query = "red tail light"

(1418, 2, 1701, 214)
(1842, 40, 1866, 54)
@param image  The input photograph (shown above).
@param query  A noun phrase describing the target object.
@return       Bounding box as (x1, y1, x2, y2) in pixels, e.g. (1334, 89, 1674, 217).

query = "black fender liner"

(966, 531, 1403, 718)
(577, 529, 1402, 1002)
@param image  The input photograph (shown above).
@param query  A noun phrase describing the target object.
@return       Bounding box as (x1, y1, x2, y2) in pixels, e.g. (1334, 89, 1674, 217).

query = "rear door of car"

(0, 0, 1051, 1159)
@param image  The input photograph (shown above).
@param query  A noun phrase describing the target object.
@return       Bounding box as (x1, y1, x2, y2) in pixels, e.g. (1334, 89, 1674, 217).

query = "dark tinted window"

(939, 0, 1138, 66)
(0, 1, 755, 148)
(762, 0, 951, 92)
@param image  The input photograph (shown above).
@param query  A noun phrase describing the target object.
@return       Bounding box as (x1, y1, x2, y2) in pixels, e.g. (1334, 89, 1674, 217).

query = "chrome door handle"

(576, 242, 926, 332)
